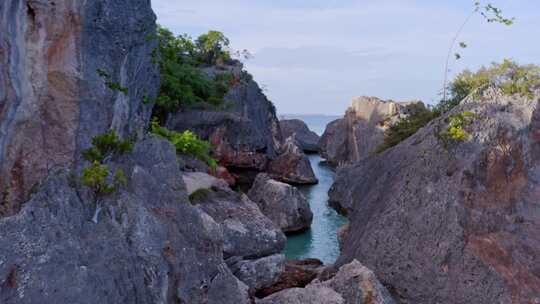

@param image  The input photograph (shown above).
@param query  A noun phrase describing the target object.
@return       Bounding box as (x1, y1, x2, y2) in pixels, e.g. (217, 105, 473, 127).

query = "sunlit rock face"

(0, 0, 159, 215)
(319, 96, 425, 166)
(331, 89, 540, 303)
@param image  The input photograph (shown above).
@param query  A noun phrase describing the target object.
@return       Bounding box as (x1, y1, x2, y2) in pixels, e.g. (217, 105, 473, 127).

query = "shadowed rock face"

(319, 97, 424, 166)
(280, 119, 320, 153)
(0, 138, 250, 304)
(331, 89, 540, 304)
(0, 0, 159, 215)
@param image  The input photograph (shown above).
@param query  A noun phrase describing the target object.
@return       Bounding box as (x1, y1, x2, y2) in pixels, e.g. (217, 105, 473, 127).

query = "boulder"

(332, 89, 540, 303)
(312, 260, 396, 304)
(193, 187, 287, 259)
(319, 97, 425, 166)
(178, 154, 211, 173)
(267, 137, 318, 184)
(248, 173, 313, 233)
(0, 0, 159, 215)
(182, 172, 229, 195)
(0, 138, 250, 304)
(256, 259, 324, 298)
(256, 285, 344, 304)
(229, 254, 286, 294)
(280, 119, 320, 152)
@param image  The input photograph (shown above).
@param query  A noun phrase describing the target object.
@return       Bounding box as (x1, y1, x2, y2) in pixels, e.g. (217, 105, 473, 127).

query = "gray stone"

(267, 137, 318, 184)
(183, 172, 229, 195)
(280, 119, 320, 152)
(319, 97, 425, 166)
(229, 254, 286, 293)
(332, 89, 540, 303)
(0, 138, 250, 304)
(194, 187, 287, 259)
(248, 173, 313, 233)
(256, 285, 344, 304)
(0, 0, 159, 214)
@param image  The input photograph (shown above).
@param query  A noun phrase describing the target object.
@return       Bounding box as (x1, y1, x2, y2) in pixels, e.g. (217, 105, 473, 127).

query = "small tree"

(81, 130, 132, 223)
(196, 30, 231, 65)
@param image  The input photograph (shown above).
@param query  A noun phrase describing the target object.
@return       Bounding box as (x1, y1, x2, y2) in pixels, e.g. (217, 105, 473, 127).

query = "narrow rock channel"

(282, 116, 347, 264)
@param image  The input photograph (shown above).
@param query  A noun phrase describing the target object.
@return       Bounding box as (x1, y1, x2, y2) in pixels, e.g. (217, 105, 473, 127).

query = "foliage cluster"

(436, 112, 478, 149)
(150, 120, 217, 169)
(81, 130, 132, 200)
(152, 26, 245, 121)
(97, 69, 129, 94)
(377, 60, 540, 153)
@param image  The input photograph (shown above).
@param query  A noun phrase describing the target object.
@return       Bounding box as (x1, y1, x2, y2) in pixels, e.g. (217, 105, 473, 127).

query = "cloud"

(152, 0, 540, 114)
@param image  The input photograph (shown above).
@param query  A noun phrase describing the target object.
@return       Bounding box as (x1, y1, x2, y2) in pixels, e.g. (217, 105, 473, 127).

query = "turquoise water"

(281, 114, 347, 264)
(283, 154, 347, 264)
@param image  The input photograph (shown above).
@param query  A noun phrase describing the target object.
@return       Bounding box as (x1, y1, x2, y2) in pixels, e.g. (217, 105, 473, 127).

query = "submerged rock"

(0, 138, 250, 304)
(280, 119, 321, 153)
(319, 97, 425, 166)
(0, 0, 159, 215)
(332, 89, 540, 303)
(248, 173, 313, 233)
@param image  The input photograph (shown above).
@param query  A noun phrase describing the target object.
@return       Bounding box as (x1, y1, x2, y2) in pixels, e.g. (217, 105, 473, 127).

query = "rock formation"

(319, 96, 425, 166)
(167, 63, 317, 185)
(267, 137, 318, 184)
(280, 119, 320, 153)
(0, 0, 159, 215)
(0, 138, 251, 304)
(248, 173, 313, 233)
(331, 89, 540, 303)
(257, 260, 394, 304)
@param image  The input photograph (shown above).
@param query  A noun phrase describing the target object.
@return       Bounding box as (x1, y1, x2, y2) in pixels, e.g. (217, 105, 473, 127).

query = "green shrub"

(437, 111, 478, 149)
(376, 107, 438, 153)
(82, 130, 134, 163)
(150, 120, 218, 169)
(152, 26, 237, 121)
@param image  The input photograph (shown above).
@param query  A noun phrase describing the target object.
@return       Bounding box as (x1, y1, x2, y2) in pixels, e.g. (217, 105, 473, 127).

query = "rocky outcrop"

(167, 63, 317, 185)
(267, 137, 318, 184)
(229, 254, 286, 294)
(191, 186, 287, 259)
(331, 89, 540, 303)
(319, 97, 425, 166)
(0, 0, 159, 215)
(248, 173, 313, 233)
(0, 138, 251, 304)
(257, 260, 394, 304)
(257, 258, 324, 298)
(280, 119, 320, 152)
(182, 172, 229, 195)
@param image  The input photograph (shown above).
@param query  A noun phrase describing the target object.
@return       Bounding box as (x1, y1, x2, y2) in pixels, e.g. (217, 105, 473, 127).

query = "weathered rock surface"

(256, 258, 324, 298)
(331, 89, 540, 303)
(192, 187, 287, 259)
(319, 96, 425, 166)
(267, 137, 318, 184)
(0, 138, 250, 304)
(280, 119, 320, 152)
(229, 254, 286, 294)
(0, 0, 159, 215)
(182, 172, 229, 195)
(248, 173, 313, 233)
(258, 260, 393, 304)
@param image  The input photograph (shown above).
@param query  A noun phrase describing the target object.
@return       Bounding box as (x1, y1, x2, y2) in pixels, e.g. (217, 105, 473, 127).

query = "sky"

(152, 0, 540, 115)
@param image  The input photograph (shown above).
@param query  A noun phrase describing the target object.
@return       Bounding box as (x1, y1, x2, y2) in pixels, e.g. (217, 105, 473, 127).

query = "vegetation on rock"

(82, 130, 134, 163)
(378, 60, 540, 152)
(150, 119, 217, 169)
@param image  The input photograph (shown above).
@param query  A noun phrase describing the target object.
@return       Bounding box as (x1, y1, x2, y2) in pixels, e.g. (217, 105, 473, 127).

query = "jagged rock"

(178, 154, 211, 173)
(280, 119, 320, 152)
(332, 89, 540, 303)
(193, 187, 287, 259)
(248, 173, 313, 233)
(167, 63, 282, 174)
(256, 259, 324, 298)
(214, 165, 237, 186)
(319, 97, 425, 166)
(257, 285, 345, 304)
(183, 172, 229, 195)
(0, 138, 250, 304)
(311, 260, 396, 304)
(0, 0, 159, 214)
(267, 137, 318, 184)
(229, 254, 286, 294)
